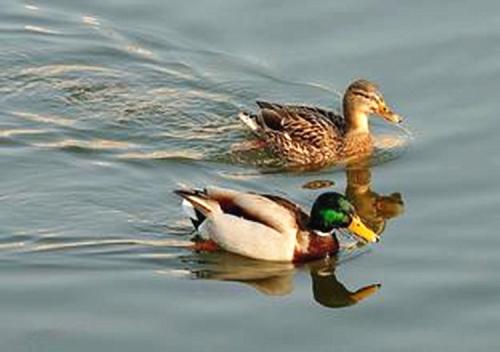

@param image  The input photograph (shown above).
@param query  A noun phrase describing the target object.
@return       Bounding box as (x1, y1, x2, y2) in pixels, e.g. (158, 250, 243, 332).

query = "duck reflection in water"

(177, 161, 403, 309)
(344, 160, 404, 237)
(185, 251, 379, 309)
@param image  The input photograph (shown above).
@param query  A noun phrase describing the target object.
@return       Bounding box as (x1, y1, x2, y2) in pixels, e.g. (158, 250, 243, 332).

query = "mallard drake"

(238, 79, 402, 166)
(174, 186, 377, 262)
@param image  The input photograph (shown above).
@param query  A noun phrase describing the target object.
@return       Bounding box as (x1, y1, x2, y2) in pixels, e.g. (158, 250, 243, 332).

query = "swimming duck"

(238, 79, 402, 166)
(174, 186, 377, 262)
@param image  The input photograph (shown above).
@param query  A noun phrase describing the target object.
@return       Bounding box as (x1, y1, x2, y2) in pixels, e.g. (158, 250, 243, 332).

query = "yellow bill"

(348, 215, 379, 243)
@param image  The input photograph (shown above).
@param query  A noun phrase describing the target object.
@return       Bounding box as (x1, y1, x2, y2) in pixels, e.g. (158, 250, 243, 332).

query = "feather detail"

(238, 101, 346, 165)
(205, 213, 296, 261)
(174, 189, 222, 216)
(238, 112, 260, 133)
(181, 199, 197, 220)
(205, 187, 299, 235)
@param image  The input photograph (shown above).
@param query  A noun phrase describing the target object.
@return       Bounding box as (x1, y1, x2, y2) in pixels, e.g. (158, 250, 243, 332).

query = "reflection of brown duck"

(187, 252, 379, 309)
(345, 162, 404, 236)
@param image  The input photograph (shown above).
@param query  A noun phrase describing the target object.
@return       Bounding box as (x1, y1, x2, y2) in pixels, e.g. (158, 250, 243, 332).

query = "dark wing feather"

(253, 101, 344, 152)
(256, 101, 345, 133)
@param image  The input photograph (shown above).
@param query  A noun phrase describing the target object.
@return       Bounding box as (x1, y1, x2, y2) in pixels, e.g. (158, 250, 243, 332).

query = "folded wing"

(255, 101, 344, 149)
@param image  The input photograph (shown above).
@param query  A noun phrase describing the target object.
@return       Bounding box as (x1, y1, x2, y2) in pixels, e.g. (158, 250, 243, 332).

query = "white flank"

(207, 213, 295, 262)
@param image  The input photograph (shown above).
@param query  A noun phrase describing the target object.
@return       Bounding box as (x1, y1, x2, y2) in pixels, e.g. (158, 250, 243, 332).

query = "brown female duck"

(238, 79, 403, 166)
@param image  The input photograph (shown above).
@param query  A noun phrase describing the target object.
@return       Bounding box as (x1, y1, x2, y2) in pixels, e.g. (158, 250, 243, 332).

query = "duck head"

(308, 192, 379, 243)
(343, 79, 402, 134)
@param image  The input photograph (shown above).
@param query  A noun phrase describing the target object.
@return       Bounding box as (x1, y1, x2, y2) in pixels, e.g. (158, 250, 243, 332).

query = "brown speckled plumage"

(239, 79, 402, 167)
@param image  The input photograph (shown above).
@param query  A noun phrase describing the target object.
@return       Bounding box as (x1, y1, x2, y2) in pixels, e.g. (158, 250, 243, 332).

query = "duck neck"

(343, 101, 370, 135)
(293, 231, 338, 263)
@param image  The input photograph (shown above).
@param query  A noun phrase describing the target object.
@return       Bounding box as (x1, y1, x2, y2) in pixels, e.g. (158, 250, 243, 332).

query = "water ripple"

(11, 111, 75, 127)
(33, 138, 136, 151)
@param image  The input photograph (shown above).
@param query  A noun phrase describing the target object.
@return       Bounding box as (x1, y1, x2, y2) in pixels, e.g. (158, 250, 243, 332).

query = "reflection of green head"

(309, 192, 354, 232)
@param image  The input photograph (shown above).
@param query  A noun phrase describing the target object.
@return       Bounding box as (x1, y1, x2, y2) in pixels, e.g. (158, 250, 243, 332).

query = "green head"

(309, 192, 379, 243)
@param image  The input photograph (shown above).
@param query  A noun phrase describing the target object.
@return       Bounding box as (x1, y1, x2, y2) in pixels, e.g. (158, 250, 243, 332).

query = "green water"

(1, 1, 500, 351)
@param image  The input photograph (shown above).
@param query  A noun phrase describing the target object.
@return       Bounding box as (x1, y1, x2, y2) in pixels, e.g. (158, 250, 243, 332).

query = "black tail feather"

(174, 188, 213, 223)
(173, 188, 207, 199)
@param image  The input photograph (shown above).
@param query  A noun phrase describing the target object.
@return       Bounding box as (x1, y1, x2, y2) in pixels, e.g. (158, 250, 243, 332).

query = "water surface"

(1, 1, 500, 351)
